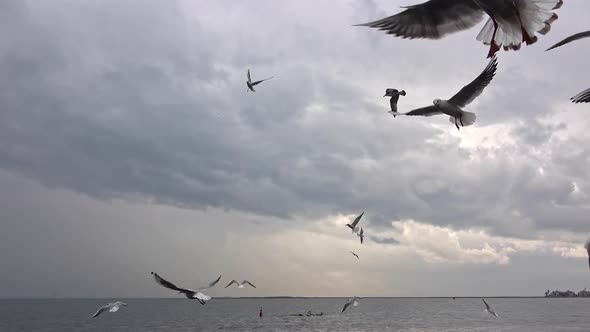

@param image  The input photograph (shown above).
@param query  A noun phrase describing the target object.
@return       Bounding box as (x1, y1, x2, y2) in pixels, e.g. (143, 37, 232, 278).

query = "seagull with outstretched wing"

(225, 280, 257, 289)
(91, 301, 127, 318)
(150, 272, 211, 305)
(346, 212, 364, 234)
(350, 251, 360, 259)
(247, 69, 273, 92)
(391, 56, 498, 130)
(482, 298, 499, 317)
(355, 0, 563, 58)
(546, 31, 590, 104)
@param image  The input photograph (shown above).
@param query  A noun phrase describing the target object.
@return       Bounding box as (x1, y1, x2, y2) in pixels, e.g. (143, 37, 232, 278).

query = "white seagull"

(355, 0, 563, 58)
(225, 280, 257, 289)
(346, 212, 364, 234)
(545, 31, 590, 104)
(358, 228, 364, 244)
(384, 88, 407, 117)
(151, 272, 211, 305)
(341, 296, 360, 313)
(482, 298, 499, 317)
(391, 55, 498, 130)
(91, 301, 127, 318)
(350, 251, 360, 259)
(585, 238, 590, 269)
(199, 274, 223, 291)
(246, 69, 273, 92)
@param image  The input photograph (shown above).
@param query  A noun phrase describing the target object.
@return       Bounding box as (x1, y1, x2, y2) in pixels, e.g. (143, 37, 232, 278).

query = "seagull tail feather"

(450, 112, 476, 127)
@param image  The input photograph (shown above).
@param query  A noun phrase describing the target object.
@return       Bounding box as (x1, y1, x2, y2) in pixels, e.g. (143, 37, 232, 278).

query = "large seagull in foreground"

(391, 56, 498, 130)
(151, 272, 211, 305)
(545, 31, 590, 104)
(355, 0, 563, 58)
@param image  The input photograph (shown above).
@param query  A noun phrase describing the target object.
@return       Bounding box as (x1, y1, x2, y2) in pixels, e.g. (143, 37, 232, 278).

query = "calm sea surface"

(1, 298, 588, 331)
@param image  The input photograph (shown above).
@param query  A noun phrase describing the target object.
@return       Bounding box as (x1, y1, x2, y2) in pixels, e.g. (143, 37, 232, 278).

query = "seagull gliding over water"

(150, 272, 211, 305)
(225, 280, 257, 289)
(91, 301, 127, 318)
(341, 296, 360, 313)
(482, 298, 499, 317)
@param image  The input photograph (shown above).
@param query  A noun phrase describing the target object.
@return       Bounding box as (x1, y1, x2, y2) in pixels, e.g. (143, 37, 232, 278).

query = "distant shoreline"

(1, 296, 578, 300)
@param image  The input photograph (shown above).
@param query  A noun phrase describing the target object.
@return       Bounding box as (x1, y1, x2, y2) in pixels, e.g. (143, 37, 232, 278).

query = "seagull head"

(433, 99, 442, 106)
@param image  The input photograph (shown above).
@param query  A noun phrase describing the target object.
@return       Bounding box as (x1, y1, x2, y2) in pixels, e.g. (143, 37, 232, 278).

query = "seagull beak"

(383, 94, 388, 97)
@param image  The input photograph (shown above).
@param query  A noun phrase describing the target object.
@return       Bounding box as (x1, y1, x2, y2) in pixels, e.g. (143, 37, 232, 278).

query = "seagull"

(482, 298, 499, 317)
(358, 228, 364, 244)
(346, 212, 364, 234)
(199, 274, 223, 291)
(585, 238, 590, 269)
(350, 251, 360, 259)
(546, 30, 590, 51)
(341, 296, 360, 313)
(384, 88, 407, 117)
(355, 0, 563, 58)
(545, 31, 590, 104)
(246, 69, 273, 92)
(225, 280, 257, 289)
(91, 301, 127, 318)
(390, 55, 498, 130)
(150, 272, 211, 305)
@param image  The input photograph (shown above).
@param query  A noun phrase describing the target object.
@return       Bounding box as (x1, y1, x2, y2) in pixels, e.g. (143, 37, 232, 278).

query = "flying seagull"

(225, 280, 257, 289)
(246, 69, 273, 92)
(346, 212, 364, 234)
(546, 30, 590, 51)
(150, 272, 211, 305)
(350, 251, 360, 259)
(585, 238, 590, 269)
(358, 228, 364, 244)
(391, 55, 498, 130)
(91, 301, 127, 318)
(384, 88, 407, 117)
(482, 298, 499, 317)
(341, 296, 360, 313)
(199, 274, 223, 291)
(545, 31, 590, 104)
(355, 0, 563, 58)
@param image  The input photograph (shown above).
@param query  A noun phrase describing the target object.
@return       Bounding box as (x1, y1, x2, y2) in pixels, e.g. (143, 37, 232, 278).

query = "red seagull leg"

(487, 19, 501, 58)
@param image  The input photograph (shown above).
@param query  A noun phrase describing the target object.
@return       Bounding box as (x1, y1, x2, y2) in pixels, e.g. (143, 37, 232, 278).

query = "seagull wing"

(350, 251, 359, 259)
(359, 228, 364, 244)
(354, 0, 484, 40)
(351, 212, 364, 228)
(341, 301, 352, 313)
(151, 272, 191, 293)
(200, 274, 222, 290)
(242, 280, 257, 288)
(247, 69, 252, 84)
(482, 298, 492, 311)
(571, 88, 590, 103)
(448, 56, 498, 107)
(546, 31, 590, 51)
(91, 305, 110, 318)
(403, 106, 442, 116)
(251, 77, 273, 86)
(225, 280, 239, 288)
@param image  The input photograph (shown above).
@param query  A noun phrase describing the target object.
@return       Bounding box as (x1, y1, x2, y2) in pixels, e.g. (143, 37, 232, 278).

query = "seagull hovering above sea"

(384, 88, 406, 117)
(350, 251, 360, 259)
(545, 31, 590, 104)
(346, 212, 364, 234)
(482, 298, 499, 317)
(225, 280, 257, 289)
(91, 301, 127, 318)
(341, 296, 360, 313)
(390, 55, 498, 130)
(246, 69, 273, 92)
(355, 0, 563, 58)
(199, 274, 222, 291)
(150, 272, 211, 305)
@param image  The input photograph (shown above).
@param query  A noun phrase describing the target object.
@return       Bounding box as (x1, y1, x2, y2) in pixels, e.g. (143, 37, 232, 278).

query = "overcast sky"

(1, 0, 590, 298)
